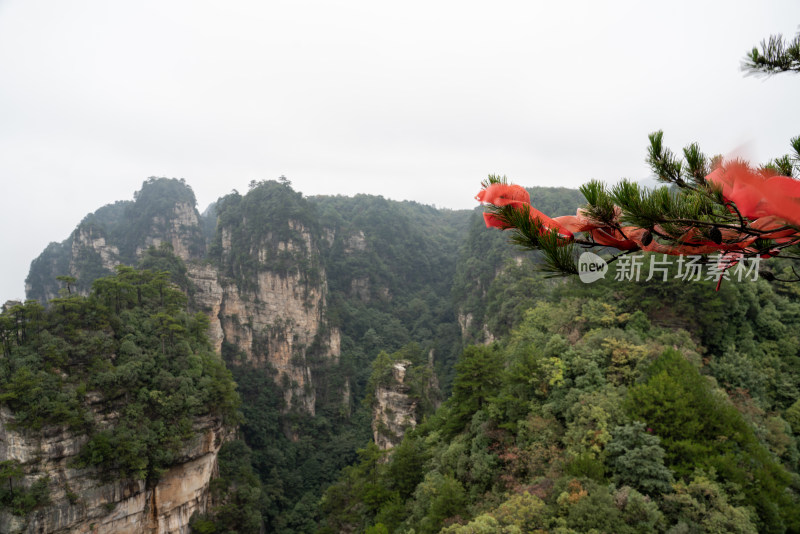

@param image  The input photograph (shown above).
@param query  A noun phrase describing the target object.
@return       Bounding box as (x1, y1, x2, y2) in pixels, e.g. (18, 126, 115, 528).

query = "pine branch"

(486, 203, 579, 276)
(579, 180, 617, 225)
(791, 136, 800, 160)
(481, 174, 507, 189)
(537, 229, 579, 276)
(647, 131, 684, 186)
(478, 132, 800, 282)
(743, 32, 800, 76)
(504, 204, 546, 251)
(761, 155, 794, 178)
(683, 143, 708, 186)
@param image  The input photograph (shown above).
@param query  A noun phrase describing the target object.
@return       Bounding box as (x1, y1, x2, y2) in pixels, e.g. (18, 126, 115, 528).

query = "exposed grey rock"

(0, 409, 231, 534)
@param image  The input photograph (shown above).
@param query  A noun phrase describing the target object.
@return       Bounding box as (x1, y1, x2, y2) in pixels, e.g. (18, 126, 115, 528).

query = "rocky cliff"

(203, 186, 342, 413)
(3, 261, 241, 533)
(370, 347, 441, 451)
(27, 179, 206, 303)
(372, 360, 419, 450)
(0, 406, 230, 534)
(134, 201, 203, 261)
(193, 247, 341, 414)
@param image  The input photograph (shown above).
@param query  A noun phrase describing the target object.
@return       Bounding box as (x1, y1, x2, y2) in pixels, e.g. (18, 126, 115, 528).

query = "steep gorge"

(17, 177, 488, 532)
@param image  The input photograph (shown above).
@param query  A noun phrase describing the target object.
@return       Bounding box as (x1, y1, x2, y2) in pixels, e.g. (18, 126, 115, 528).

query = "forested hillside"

(1, 262, 239, 532)
(21, 178, 479, 532)
(319, 263, 800, 534)
(202, 184, 475, 532)
(14, 178, 800, 533)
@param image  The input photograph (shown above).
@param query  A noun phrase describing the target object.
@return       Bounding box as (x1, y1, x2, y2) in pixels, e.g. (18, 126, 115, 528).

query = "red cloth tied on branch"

(475, 183, 531, 207)
(476, 175, 800, 261)
(706, 164, 800, 226)
(476, 183, 575, 239)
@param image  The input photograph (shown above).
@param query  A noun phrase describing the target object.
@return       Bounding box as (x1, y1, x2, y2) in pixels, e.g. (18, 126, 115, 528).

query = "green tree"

(787, 398, 800, 435)
(605, 422, 673, 496)
(0, 461, 50, 516)
(661, 471, 758, 534)
(445, 345, 504, 436)
(55, 275, 77, 295)
(627, 349, 797, 532)
(0, 460, 23, 496)
(410, 471, 468, 534)
(439, 514, 521, 534)
(191, 440, 265, 533)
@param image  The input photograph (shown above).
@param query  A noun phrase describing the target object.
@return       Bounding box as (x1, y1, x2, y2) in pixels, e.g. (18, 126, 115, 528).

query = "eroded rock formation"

(0, 408, 230, 534)
(134, 202, 203, 261)
(28, 179, 341, 415)
(197, 218, 341, 413)
(372, 360, 419, 450)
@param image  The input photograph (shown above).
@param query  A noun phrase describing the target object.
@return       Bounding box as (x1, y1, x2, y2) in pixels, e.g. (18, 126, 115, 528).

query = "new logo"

(578, 252, 608, 283)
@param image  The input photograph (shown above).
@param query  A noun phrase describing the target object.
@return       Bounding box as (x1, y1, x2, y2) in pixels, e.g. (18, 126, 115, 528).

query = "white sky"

(1, 1, 799, 303)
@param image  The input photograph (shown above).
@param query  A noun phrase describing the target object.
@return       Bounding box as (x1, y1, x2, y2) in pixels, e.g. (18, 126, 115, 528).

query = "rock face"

(72, 227, 121, 274)
(211, 219, 341, 414)
(135, 202, 203, 261)
(26, 225, 123, 304)
(27, 179, 341, 415)
(186, 264, 225, 354)
(19, 179, 345, 532)
(0, 408, 230, 534)
(372, 360, 419, 450)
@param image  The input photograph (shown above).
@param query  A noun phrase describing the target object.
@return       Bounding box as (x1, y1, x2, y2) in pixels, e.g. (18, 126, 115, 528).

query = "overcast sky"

(1, 1, 799, 303)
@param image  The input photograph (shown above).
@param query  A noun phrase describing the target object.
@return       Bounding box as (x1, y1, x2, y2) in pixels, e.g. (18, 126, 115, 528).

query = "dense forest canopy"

(320, 268, 800, 534)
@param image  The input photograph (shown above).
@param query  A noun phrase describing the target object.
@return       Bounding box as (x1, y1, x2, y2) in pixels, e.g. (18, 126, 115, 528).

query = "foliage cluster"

(189, 440, 265, 534)
(320, 271, 800, 533)
(744, 31, 800, 75)
(0, 461, 50, 517)
(210, 180, 322, 291)
(1, 264, 240, 497)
